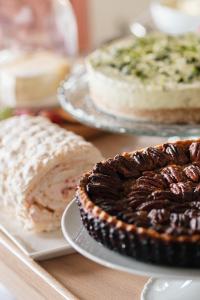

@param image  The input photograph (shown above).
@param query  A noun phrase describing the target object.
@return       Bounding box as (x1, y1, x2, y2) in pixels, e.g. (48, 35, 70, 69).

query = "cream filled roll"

(0, 116, 102, 232)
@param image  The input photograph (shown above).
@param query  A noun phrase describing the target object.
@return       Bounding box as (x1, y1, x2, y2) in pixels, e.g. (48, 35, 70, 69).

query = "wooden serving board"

(0, 231, 148, 300)
(61, 122, 103, 139)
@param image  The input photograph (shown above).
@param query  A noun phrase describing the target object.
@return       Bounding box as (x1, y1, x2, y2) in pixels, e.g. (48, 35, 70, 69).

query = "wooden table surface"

(0, 133, 166, 300)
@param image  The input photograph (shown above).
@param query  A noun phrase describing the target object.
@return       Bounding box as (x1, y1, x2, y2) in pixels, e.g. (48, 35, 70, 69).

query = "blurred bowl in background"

(150, 0, 200, 35)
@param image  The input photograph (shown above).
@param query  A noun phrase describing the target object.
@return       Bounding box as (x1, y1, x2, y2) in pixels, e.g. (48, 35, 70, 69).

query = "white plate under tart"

(62, 199, 200, 279)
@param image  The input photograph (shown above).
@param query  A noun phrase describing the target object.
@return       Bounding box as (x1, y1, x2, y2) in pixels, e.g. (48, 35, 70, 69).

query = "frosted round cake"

(86, 33, 200, 124)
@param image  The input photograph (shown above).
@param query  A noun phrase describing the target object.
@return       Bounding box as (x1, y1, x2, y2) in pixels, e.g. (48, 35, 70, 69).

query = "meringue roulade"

(0, 115, 102, 232)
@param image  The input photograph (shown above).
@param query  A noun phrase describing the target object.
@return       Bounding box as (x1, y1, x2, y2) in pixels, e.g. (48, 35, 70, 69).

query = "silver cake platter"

(58, 66, 200, 138)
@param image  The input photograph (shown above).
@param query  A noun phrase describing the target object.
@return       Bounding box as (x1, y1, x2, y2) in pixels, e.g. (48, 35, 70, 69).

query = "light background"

(88, 0, 150, 47)
(72, 0, 151, 51)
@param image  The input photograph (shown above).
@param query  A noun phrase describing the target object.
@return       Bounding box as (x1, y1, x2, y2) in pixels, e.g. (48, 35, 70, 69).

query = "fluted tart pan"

(77, 139, 200, 267)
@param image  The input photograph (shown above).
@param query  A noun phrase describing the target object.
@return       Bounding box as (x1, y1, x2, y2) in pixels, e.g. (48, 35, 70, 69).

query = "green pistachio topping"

(92, 33, 200, 85)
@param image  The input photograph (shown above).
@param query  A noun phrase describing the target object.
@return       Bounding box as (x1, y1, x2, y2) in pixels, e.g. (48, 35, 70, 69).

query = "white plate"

(62, 199, 200, 279)
(142, 278, 200, 300)
(62, 200, 200, 300)
(0, 206, 74, 260)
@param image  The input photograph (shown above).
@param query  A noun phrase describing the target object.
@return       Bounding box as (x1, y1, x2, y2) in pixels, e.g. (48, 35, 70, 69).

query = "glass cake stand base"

(58, 66, 200, 138)
(62, 200, 200, 300)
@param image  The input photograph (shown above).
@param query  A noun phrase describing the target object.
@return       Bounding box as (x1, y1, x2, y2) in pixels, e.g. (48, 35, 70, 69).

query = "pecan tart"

(77, 140, 200, 267)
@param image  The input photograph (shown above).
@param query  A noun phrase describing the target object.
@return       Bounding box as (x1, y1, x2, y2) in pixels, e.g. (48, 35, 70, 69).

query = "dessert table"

(0, 133, 166, 300)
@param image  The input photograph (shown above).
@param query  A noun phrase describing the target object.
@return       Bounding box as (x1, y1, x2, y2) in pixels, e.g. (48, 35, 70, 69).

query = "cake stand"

(62, 200, 200, 300)
(58, 66, 200, 138)
(59, 67, 200, 299)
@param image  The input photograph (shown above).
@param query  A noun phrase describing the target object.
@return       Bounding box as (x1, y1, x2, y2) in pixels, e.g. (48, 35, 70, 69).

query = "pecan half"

(94, 160, 117, 177)
(170, 213, 189, 227)
(136, 175, 165, 189)
(189, 142, 200, 162)
(170, 181, 194, 198)
(113, 155, 140, 178)
(86, 183, 119, 200)
(161, 165, 186, 184)
(127, 199, 148, 210)
(184, 164, 200, 182)
(184, 209, 199, 218)
(137, 200, 170, 211)
(131, 151, 154, 171)
(190, 217, 200, 231)
(145, 147, 168, 167)
(163, 143, 189, 164)
(150, 190, 175, 201)
(126, 190, 150, 201)
(89, 173, 121, 187)
(148, 208, 170, 224)
(189, 201, 200, 209)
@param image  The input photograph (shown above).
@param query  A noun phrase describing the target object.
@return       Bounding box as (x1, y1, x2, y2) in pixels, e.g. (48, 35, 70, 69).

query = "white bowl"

(150, 0, 200, 35)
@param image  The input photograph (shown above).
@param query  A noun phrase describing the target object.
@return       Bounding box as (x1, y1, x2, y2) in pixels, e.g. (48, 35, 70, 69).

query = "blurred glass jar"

(0, 0, 78, 109)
